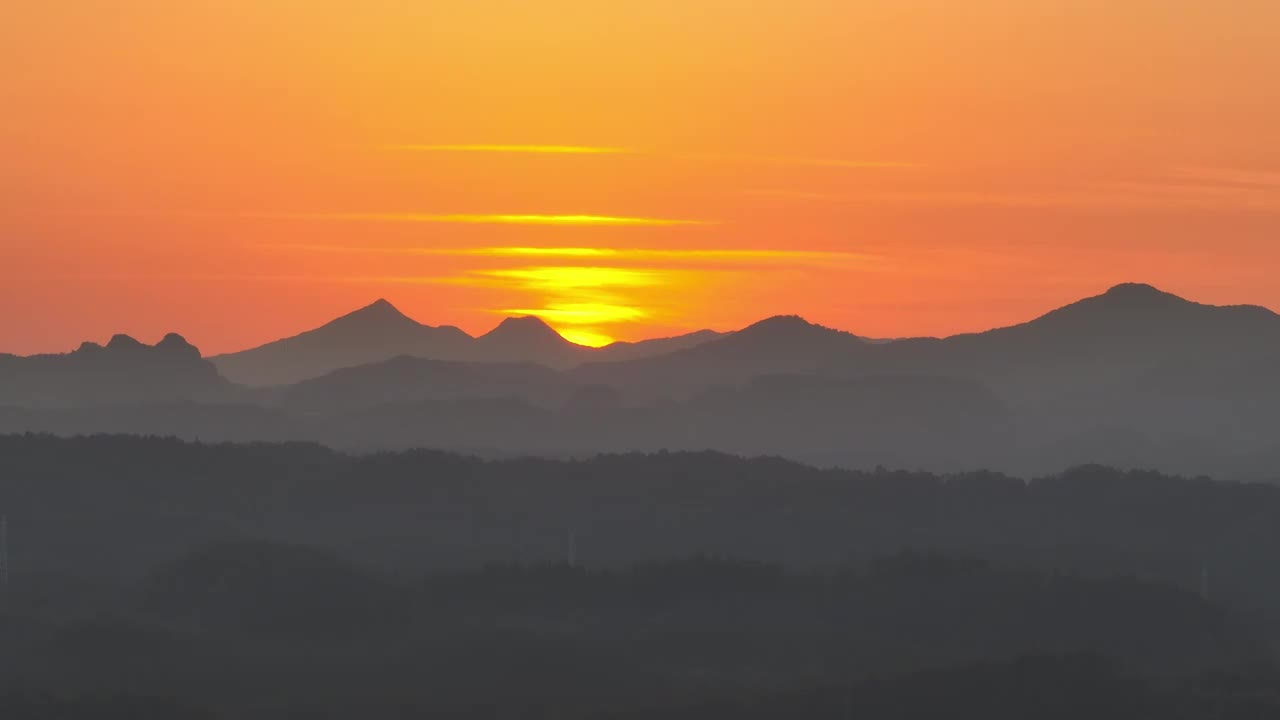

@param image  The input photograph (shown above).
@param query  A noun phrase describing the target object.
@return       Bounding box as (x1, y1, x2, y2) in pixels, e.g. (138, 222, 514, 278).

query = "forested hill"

(3, 433, 1280, 610)
(4, 434, 1280, 718)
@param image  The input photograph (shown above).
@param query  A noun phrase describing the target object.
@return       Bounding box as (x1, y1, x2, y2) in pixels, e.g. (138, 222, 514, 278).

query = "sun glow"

(283, 245, 869, 265)
(483, 268, 667, 346)
(476, 266, 663, 290)
(501, 303, 649, 325)
(556, 328, 617, 347)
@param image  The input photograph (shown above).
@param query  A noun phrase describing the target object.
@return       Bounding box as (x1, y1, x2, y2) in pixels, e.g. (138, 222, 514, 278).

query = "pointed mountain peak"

(320, 298, 423, 334)
(351, 298, 409, 319)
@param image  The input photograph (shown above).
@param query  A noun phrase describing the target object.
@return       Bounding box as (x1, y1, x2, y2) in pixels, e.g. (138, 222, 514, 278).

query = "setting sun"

(556, 328, 616, 348)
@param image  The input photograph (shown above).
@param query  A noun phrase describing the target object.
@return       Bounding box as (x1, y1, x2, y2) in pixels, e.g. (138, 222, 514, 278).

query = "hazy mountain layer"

(3, 284, 1280, 478)
(210, 300, 726, 385)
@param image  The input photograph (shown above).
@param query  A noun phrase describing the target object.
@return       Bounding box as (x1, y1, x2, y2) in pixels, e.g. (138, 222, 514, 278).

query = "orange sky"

(3, 1, 1279, 352)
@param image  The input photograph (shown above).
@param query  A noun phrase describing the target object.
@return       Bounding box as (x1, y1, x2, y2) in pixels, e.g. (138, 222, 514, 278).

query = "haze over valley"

(3, 283, 1277, 479)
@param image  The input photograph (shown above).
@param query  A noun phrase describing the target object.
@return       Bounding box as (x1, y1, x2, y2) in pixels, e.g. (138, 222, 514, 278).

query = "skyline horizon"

(7, 280, 1272, 358)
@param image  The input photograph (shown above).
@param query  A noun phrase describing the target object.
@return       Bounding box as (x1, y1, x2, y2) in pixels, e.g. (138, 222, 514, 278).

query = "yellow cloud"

(476, 266, 664, 290)
(279, 245, 869, 265)
(500, 303, 649, 325)
(468, 247, 866, 263)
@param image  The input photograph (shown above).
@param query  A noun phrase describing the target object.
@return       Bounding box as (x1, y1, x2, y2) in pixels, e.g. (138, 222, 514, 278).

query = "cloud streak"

(473, 266, 664, 290)
(388, 144, 633, 155)
(498, 302, 650, 324)
(278, 245, 870, 266)
(265, 213, 711, 227)
(740, 155, 918, 170)
(384, 143, 911, 170)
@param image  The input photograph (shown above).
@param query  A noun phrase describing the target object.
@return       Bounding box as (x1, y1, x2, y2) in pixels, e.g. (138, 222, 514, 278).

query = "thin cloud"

(262, 213, 712, 227)
(387, 144, 634, 155)
(384, 144, 912, 170)
(1171, 167, 1280, 189)
(277, 245, 872, 266)
(497, 302, 650, 324)
(745, 183, 1280, 211)
(475, 266, 664, 290)
(751, 156, 918, 170)
(466, 247, 867, 263)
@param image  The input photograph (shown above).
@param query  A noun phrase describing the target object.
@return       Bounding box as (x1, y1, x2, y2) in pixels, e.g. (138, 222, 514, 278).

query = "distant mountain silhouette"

(572, 315, 869, 401)
(472, 315, 590, 368)
(212, 300, 726, 385)
(592, 328, 726, 361)
(276, 355, 570, 413)
(857, 284, 1280, 446)
(875, 283, 1280, 375)
(0, 333, 226, 408)
(210, 299, 475, 386)
(6, 283, 1280, 478)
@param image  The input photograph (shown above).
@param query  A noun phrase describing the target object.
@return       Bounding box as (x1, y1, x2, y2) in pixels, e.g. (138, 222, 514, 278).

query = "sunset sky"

(3, 1, 1279, 353)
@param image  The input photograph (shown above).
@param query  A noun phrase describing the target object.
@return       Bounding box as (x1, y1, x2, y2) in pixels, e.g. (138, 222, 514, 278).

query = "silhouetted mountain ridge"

(209, 300, 475, 386)
(277, 354, 569, 412)
(212, 301, 728, 384)
(571, 313, 870, 399)
(0, 333, 225, 408)
(5, 283, 1280, 477)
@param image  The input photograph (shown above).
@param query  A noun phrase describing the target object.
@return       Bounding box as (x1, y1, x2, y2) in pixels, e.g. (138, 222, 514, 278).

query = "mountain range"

(2, 283, 1279, 479)
(209, 299, 725, 386)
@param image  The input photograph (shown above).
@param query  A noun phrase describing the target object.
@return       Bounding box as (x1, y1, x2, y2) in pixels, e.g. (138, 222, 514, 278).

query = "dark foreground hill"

(2, 435, 1280, 718)
(4, 434, 1280, 619)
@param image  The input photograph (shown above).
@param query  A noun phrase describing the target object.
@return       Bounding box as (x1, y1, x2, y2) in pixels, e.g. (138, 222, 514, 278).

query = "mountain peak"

(106, 334, 146, 351)
(471, 315, 581, 364)
(1101, 283, 1181, 302)
(707, 315, 864, 355)
(736, 315, 840, 341)
(1082, 283, 1191, 313)
(352, 298, 408, 319)
(1011, 282, 1205, 339)
(747, 315, 817, 331)
(156, 333, 202, 358)
(321, 298, 422, 334)
(481, 315, 563, 342)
